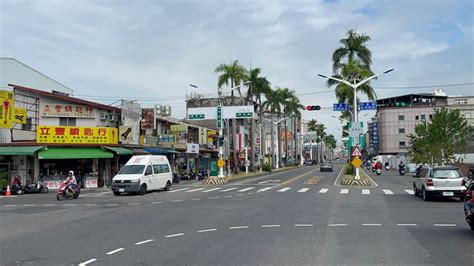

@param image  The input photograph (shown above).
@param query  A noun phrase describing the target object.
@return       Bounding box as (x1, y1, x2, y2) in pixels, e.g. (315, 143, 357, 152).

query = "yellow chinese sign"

(207, 130, 216, 143)
(0, 90, 14, 128)
(14, 108, 27, 124)
(37, 126, 118, 144)
(41, 104, 96, 118)
(170, 124, 188, 132)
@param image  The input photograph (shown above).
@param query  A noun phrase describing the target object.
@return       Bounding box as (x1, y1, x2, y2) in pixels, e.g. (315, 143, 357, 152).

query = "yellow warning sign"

(351, 156, 363, 168)
(217, 159, 225, 168)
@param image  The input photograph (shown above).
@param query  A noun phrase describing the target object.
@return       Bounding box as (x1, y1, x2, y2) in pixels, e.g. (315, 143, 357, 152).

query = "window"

(152, 165, 161, 174)
(398, 115, 404, 121)
(119, 165, 145, 175)
(145, 165, 153, 176)
(420, 114, 426, 120)
(462, 113, 472, 119)
(399, 128, 405, 134)
(454, 99, 467, 105)
(59, 117, 76, 126)
(399, 141, 406, 147)
(429, 114, 433, 120)
(415, 115, 419, 120)
(160, 164, 170, 173)
(22, 118, 32, 130)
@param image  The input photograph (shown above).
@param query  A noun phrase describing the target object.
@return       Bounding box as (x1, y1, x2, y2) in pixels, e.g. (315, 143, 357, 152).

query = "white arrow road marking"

(203, 188, 221, 192)
(106, 248, 124, 255)
(278, 187, 291, 192)
(186, 188, 206, 192)
(340, 189, 349, 194)
(318, 188, 328, 193)
(135, 239, 154, 245)
(362, 189, 370, 195)
(79, 259, 97, 265)
(404, 189, 414, 195)
(168, 188, 190, 193)
(382, 189, 394, 195)
(220, 187, 238, 192)
(298, 188, 309, 193)
(238, 187, 254, 192)
(257, 187, 274, 192)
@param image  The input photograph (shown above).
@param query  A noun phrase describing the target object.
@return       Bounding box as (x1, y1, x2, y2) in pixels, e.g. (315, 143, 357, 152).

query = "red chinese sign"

(41, 104, 96, 118)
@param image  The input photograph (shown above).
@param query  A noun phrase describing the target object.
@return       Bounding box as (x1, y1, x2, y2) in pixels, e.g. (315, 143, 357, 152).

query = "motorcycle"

(385, 165, 390, 171)
(10, 184, 24, 195)
(399, 166, 406, 176)
(56, 181, 80, 201)
(464, 179, 474, 230)
(172, 171, 181, 184)
(23, 181, 49, 194)
(376, 168, 382, 176)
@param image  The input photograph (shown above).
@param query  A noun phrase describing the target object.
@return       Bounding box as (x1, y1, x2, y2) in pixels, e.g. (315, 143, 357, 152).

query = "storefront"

(0, 146, 44, 185)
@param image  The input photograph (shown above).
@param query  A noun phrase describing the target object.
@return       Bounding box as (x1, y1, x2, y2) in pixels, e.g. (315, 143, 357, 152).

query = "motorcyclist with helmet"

(65, 171, 78, 194)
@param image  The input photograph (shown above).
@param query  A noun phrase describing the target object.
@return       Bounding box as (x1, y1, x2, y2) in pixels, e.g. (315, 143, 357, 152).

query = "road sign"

(351, 156, 363, 168)
(236, 112, 253, 118)
(333, 103, 349, 111)
(349, 126, 364, 138)
(216, 106, 222, 129)
(188, 114, 205, 120)
(351, 146, 362, 157)
(359, 101, 377, 110)
(255, 137, 260, 145)
(217, 159, 225, 168)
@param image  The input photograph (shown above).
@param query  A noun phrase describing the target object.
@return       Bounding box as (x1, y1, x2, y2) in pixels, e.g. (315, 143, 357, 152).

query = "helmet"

(68, 171, 74, 176)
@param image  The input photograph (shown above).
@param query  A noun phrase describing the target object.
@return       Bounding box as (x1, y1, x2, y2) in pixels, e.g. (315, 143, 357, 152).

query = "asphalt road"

(0, 164, 472, 265)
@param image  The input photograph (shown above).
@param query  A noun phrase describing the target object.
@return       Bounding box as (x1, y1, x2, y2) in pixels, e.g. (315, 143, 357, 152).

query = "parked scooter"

(10, 184, 24, 195)
(23, 181, 49, 194)
(56, 180, 80, 201)
(376, 168, 382, 176)
(464, 178, 474, 230)
(172, 171, 181, 184)
(399, 167, 406, 176)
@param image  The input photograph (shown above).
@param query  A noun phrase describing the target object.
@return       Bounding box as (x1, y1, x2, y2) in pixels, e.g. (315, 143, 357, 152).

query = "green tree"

(284, 93, 304, 164)
(324, 134, 337, 157)
(278, 88, 293, 165)
(215, 60, 248, 174)
(307, 119, 327, 162)
(263, 87, 282, 168)
(408, 108, 472, 165)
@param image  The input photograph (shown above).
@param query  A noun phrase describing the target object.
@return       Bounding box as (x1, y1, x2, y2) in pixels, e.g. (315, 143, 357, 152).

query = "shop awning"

(143, 147, 179, 155)
(131, 148, 150, 155)
(103, 146, 133, 155)
(38, 147, 114, 159)
(0, 146, 44, 156)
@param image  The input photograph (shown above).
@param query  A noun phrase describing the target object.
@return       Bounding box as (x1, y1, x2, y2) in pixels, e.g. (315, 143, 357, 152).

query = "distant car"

(304, 160, 316, 166)
(413, 166, 466, 201)
(320, 161, 333, 172)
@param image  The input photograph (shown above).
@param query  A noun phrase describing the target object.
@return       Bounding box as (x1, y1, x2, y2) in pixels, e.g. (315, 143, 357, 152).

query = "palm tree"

(278, 88, 293, 166)
(332, 29, 372, 73)
(263, 88, 281, 168)
(307, 119, 327, 163)
(215, 60, 248, 174)
(285, 95, 304, 164)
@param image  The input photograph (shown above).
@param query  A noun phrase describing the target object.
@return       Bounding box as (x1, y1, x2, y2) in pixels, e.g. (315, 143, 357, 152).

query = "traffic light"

(218, 136, 225, 146)
(306, 105, 321, 111)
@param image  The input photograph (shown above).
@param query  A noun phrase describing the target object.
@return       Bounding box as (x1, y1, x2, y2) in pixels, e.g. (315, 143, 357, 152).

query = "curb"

(201, 178, 229, 186)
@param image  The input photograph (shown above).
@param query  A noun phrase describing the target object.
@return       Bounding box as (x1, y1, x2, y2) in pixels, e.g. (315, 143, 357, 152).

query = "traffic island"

(339, 164, 374, 187)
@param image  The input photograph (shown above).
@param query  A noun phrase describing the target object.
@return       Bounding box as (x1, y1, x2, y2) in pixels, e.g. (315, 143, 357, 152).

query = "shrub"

(262, 162, 272, 172)
(344, 164, 354, 175)
(0, 178, 9, 188)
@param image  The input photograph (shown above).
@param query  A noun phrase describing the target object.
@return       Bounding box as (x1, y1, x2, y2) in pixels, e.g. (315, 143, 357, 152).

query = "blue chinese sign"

(333, 103, 349, 111)
(359, 102, 377, 110)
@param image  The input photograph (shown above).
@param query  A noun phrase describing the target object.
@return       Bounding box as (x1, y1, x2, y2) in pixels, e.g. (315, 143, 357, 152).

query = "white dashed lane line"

(202, 188, 221, 193)
(382, 189, 394, 195)
(318, 188, 328, 193)
(106, 248, 124, 255)
(261, 224, 280, 228)
(186, 188, 206, 192)
(43, 204, 55, 206)
(340, 189, 349, 194)
(5, 204, 16, 207)
(294, 224, 313, 227)
(257, 187, 274, 192)
(208, 196, 219, 199)
(171, 200, 184, 202)
(106, 203, 119, 206)
(197, 228, 217, 233)
(224, 195, 233, 198)
(229, 226, 249, 230)
(278, 187, 291, 192)
(86, 204, 97, 206)
(238, 187, 254, 192)
(168, 188, 190, 193)
(362, 189, 370, 195)
(362, 224, 382, 226)
(151, 201, 163, 204)
(434, 224, 456, 227)
(404, 189, 415, 195)
(128, 203, 141, 205)
(328, 224, 347, 227)
(166, 233, 184, 238)
(190, 198, 201, 201)
(78, 258, 97, 266)
(297, 188, 309, 193)
(397, 224, 417, 226)
(23, 204, 35, 207)
(237, 194, 245, 196)
(135, 239, 154, 245)
(221, 187, 238, 192)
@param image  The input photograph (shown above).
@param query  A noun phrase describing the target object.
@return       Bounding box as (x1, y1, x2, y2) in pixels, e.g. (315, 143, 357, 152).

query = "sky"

(1, 0, 473, 142)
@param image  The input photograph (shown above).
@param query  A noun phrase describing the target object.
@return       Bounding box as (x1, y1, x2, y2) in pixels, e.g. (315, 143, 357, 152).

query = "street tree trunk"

(284, 119, 288, 166)
(259, 99, 265, 169)
(270, 112, 275, 168)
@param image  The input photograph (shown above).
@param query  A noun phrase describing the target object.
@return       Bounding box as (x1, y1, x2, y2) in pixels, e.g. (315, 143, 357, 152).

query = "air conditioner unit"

(100, 112, 109, 120)
(109, 114, 117, 122)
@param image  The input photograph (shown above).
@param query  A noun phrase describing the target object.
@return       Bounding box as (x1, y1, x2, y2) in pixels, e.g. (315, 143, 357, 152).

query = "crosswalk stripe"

(340, 189, 349, 194)
(203, 188, 221, 192)
(221, 187, 238, 192)
(318, 188, 328, 193)
(362, 189, 370, 195)
(298, 188, 309, 193)
(168, 188, 190, 193)
(257, 187, 274, 192)
(278, 187, 291, 192)
(404, 189, 414, 195)
(186, 188, 206, 192)
(238, 187, 254, 192)
(382, 189, 394, 195)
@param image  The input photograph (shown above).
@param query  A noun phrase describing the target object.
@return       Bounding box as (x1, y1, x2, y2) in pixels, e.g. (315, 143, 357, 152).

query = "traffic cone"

(5, 185, 11, 197)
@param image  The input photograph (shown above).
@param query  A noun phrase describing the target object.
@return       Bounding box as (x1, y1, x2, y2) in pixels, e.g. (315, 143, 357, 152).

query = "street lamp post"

(318, 68, 393, 179)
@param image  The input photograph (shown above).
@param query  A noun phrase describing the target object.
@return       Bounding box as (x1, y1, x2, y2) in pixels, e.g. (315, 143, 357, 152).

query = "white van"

(111, 155, 173, 196)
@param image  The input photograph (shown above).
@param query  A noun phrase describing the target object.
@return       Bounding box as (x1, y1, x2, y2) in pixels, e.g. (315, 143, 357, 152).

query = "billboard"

(37, 125, 118, 144)
(121, 100, 141, 145)
(0, 90, 14, 128)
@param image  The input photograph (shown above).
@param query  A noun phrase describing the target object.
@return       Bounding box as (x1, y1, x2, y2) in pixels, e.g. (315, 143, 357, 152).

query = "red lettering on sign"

(64, 105, 73, 112)
(39, 127, 51, 135)
(97, 128, 107, 137)
(69, 127, 80, 136)
(55, 127, 66, 135)
(84, 128, 93, 136)
(55, 105, 62, 113)
(85, 106, 93, 113)
(43, 105, 51, 112)
(76, 106, 83, 113)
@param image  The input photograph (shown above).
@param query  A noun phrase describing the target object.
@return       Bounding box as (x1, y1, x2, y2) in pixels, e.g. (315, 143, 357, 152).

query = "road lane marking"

(318, 188, 328, 193)
(191, 198, 201, 201)
(362, 224, 381, 226)
(262, 224, 280, 228)
(171, 200, 183, 202)
(224, 195, 233, 198)
(197, 228, 217, 233)
(106, 248, 124, 255)
(168, 188, 190, 193)
(294, 224, 313, 227)
(382, 189, 394, 195)
(208, 196, 219, 199)
(128, 203, 141, 205)
(404, 189, 414, 195)
(278, 187, 291, 192)
(257, 187, 274, 192)
(166, 233, 184, 238)
(106, 203, 119, 206)
(298, 188, 310, 193)
(64, 204, 76, 207)
(434, 224, 456, 227)
(43, 204, 55, 206)
(151, 201, 163, 204)
(221, 187, 238, 192)
(186, 188, 206, 192)
(340, 189, 349, 194)
(135, 239, 154, 245)
(247, 192, 254, 195)
(362, 189, 370, 195)
(259, 180, 272, 184)
(79, 259, 97, 265)
(23, 204, 35, 207)
(281, 169, 317, 186)
(5, 204, 16, 207)
(397, 224, 417, 226)
(86, 204, 98, 206)
(328, 224, 347, 227)
(229, 226, 249, 229)
(203, 188, 221, 192)
(237, 194, 245, 196)
(238, 187, 255, 192)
